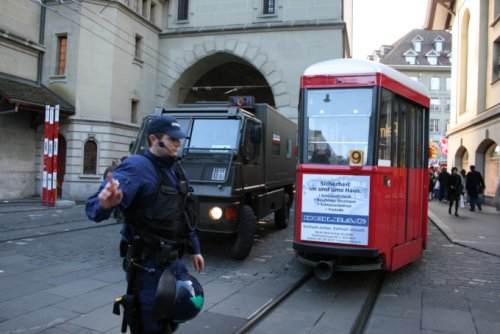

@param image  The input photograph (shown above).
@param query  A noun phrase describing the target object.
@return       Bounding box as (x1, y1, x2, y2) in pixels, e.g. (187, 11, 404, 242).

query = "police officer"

(86, 116, 204, 333)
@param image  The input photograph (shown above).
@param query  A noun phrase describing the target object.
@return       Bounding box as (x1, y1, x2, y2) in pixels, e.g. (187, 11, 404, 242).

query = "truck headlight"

(208, 206, 223, 221)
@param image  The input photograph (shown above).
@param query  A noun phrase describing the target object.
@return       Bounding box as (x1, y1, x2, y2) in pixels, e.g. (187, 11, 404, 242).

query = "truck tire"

(229, 205, 256, 260)
(274, 193, 290, 229)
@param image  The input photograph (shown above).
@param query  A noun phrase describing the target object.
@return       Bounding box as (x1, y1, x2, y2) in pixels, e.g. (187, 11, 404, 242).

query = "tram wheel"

(229, 205, 256, 260)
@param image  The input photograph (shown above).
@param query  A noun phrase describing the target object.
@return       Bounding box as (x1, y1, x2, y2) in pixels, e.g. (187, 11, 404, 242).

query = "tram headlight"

(208, 206, 223, 221)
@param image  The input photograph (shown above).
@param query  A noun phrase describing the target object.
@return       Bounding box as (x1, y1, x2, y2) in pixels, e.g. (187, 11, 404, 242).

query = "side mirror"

(251, 125, 262, 144)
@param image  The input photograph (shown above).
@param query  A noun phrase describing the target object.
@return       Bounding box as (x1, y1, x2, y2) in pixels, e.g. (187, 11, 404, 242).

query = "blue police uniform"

(86, 149, 200, 333)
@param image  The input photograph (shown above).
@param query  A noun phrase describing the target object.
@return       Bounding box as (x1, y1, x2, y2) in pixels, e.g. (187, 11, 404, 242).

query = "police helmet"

(152, 270, 204, 323)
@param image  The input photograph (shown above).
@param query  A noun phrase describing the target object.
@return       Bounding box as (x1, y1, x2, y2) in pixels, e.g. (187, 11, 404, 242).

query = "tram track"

(0, 219, 119, 243)
(234, 269, 386, 334)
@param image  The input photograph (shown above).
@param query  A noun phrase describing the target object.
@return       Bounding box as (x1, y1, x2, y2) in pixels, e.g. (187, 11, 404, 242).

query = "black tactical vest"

(132, 157, 196, 248)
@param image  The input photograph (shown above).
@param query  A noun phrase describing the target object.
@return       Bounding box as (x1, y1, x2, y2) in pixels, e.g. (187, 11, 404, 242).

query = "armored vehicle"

(132, 97, 297, 259)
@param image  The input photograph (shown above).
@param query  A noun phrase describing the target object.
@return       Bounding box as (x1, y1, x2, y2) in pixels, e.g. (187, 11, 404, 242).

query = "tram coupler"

(314, 260, 336, 281)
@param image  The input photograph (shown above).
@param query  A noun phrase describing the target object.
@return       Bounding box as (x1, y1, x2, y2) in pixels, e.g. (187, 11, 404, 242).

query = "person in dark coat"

(448, 167, 462, 216)
(466, 165, 486, 212)
(438, 167, 450, 202)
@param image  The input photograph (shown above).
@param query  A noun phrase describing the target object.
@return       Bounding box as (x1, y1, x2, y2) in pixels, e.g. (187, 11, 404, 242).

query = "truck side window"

(243, 120, 261, 162)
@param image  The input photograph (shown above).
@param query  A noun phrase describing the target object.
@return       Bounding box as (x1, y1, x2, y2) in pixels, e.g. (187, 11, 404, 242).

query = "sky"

(352, 0, 429, 59)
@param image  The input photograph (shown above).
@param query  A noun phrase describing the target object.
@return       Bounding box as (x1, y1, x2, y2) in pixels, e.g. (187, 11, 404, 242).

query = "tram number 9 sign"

(300, 174, 370, 245)
(349, 150, 364, 166)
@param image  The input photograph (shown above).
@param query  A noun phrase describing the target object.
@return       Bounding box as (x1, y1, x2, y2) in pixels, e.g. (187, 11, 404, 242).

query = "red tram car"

(293, 59, 430, 280)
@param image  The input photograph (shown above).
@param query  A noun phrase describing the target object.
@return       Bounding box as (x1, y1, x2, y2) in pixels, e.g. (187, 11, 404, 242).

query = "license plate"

(212, 167, 226, 181)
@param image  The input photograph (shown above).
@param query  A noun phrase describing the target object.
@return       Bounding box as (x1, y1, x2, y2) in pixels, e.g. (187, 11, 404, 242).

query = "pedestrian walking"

(460, 169, 467, 206)
(438, 167, 450, 203)
(428, 170, 435, 201)
(448, 167, 462, 217)
(433, 170, 441, 200)
(466, 165, 486, 212)
(86, 116, 205, 334)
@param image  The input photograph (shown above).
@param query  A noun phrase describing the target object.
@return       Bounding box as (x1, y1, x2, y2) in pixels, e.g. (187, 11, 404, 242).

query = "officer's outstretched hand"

(192, 254, 204, 273)
(98, 172, 123, 209)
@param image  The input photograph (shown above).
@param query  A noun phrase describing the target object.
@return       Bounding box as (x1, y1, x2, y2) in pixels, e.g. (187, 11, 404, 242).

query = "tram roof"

(303, 58, 429, 98)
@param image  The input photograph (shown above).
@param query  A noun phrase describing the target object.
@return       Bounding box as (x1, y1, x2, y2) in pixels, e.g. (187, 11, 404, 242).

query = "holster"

(113, 294, 142, 334)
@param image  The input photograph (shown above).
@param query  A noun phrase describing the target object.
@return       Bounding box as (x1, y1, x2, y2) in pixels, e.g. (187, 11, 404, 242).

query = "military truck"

(131, 97, 297, 259)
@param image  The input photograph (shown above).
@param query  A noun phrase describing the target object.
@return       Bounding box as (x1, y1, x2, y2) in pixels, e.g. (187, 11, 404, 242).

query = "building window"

(430, 77, 440, 90)
(131, 100, 139, 123)
(150, 2, 156, 23)
(446, 99, 450, 111)
(427, 56, 438, 65)
(405, 56, 416, 65)
(56, 35, 67, 75)
(142, 0, 148, 17)
(430, 98, 440, 112)
(83, 140, 97, 174)
(493, 38, 500, 81)
(263, 0, 276, 15)
(433, 37, 444, 52)
(178, 0, 189, 20)
(134, 34, 143, 59)
(430, 119, 439, 132)
(446, 77, 451, 90)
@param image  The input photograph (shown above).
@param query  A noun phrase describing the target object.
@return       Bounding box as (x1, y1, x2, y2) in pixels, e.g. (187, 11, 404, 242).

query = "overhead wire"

(29, 0, 190, 87)
(65, 0, 185, 74)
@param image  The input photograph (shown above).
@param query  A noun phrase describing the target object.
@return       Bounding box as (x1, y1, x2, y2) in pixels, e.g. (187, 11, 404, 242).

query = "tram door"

(378, 91, 404, 247)
(384, 94, 425, 248)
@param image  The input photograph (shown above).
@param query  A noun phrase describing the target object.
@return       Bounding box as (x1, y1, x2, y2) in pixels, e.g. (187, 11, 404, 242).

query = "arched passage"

(454, 145, 468, 171)
(169, 52, 274, 106)
(484, 141, 499, 197)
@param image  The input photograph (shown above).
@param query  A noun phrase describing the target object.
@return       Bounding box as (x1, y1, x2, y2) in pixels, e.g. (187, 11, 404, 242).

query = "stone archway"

(483, 141, 499, 197)
(160, 38, 289, 108)
(454, 145, 468, 171)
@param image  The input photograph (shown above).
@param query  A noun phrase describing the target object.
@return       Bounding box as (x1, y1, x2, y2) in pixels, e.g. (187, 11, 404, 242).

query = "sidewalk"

(0, 198, 76, 214)
(427, 199, 500, 256)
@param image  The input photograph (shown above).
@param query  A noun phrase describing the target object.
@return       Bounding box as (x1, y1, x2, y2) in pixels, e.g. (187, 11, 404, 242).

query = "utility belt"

(122, 238, 184, 272)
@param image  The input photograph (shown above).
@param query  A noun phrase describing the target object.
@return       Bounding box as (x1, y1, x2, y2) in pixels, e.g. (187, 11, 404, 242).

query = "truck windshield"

(305, 88, 373, 165)
(188, 119, 240, 151)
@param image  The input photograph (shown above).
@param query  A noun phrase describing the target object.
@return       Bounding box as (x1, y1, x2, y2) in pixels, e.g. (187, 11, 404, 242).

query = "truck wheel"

(274, 193, 290, 229)
(229, 205, 256, 260)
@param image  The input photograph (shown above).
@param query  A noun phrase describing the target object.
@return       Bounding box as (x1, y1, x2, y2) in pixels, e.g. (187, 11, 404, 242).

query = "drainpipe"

(37, 0, 46, 85)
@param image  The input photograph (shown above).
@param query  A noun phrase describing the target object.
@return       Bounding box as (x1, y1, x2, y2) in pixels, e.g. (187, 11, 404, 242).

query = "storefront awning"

(0, 74, 75, 115)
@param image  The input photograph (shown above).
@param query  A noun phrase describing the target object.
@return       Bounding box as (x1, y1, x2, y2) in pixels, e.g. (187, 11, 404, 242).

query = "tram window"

(378, 89, 392, 166)
(408, 107, 417, 168)
(407, 104, 425, 168)
(395, 98, 407, 168)
(388, 96, 426, 169)
(306, 88, 373, 165)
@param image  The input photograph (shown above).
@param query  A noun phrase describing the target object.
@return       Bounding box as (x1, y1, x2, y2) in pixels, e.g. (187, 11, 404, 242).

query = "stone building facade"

(1, 0, 353, 201)
(426, 0, 500, 202)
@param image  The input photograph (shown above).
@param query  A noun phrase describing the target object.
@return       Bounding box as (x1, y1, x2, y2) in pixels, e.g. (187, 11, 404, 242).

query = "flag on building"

(440, 136, 448, 156)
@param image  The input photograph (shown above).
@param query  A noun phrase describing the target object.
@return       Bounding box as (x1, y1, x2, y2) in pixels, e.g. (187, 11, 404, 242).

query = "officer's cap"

(147, 116, 187, 139)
